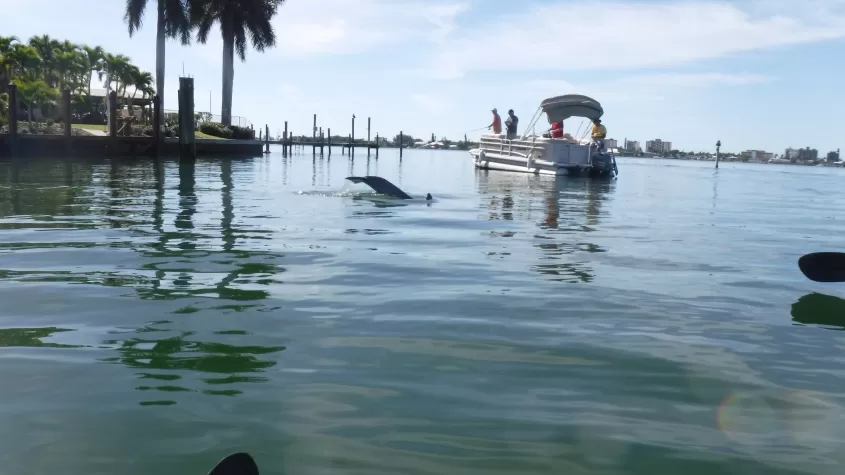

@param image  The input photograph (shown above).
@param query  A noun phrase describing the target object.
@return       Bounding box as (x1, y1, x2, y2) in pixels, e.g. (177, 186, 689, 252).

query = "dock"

(256, 115, 389, 159)
(1, 82, 405, 160)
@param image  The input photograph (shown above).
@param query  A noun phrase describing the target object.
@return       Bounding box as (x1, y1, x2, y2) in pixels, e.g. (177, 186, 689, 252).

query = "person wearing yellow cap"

(591, 118, 607, 151)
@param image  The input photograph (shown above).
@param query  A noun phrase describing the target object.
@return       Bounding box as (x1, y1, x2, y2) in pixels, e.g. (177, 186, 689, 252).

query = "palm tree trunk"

(155, 0, 166, 128)
(221, 31, 234, 126)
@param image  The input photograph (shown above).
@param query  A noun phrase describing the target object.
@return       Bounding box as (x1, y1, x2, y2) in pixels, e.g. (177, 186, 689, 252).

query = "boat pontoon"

(469, 94, 618, 178)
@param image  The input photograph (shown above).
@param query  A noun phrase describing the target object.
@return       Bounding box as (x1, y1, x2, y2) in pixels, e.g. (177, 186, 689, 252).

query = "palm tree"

(190, 0, 284, 126)
(6, 44, 42, 79)
(27, 35, 55, 85)
(82, 45, 106, 96)
(124, 0, 192, 126)
(0, 36, 20, 91)
(131, 69, 154, 102)
(100, 53, 132, 101)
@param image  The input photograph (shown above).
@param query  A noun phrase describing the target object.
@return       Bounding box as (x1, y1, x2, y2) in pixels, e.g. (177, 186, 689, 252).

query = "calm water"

(1, 148, 845, 475)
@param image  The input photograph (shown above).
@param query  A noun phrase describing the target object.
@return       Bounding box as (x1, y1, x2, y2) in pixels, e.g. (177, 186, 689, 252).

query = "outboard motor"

(590, 153, 615, 176)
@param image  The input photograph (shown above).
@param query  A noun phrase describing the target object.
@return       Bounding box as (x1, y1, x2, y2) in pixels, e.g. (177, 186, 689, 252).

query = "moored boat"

(469, 94, 618, 178)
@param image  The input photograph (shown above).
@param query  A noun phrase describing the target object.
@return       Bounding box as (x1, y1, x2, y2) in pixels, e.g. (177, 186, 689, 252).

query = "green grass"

(72, 123, 229, 140)
(74, 123, 106, 131)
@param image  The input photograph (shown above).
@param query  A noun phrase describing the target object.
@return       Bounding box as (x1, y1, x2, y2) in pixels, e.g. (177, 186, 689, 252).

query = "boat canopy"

(540, 94, 603, 123)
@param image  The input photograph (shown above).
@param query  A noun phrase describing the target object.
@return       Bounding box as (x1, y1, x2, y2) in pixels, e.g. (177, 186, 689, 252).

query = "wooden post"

(152, 95, 162, 158)
(399, 130, 404, 159)
(328, 128, 331, 157)
(313, 113, 317, 139)
(264, 124, 270, 153)
(63, 88, 72, 153)
(108, 90, 118, 138)
(62, 88, 72, 137)
(259, 129, 262, 140)
(177, 77, 196, 161)
(283, 121, 288, 155)
(8, 83, 18, 155)
(375, 133, 379, 159)
(715, 140, 721, 169)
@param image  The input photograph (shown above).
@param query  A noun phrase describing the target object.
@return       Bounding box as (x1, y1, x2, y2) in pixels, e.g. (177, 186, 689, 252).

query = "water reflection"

(791, 293, 845, 330)
(138, 159, 278, 301)
(0, 158, 94, 219)
(101, 320, 285, 405)
(0, 327, 83, 348)
(533, 177, 613, 283)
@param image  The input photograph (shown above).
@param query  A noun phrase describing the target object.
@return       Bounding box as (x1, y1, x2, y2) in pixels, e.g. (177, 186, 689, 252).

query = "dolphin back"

(345, 176, 414, 200)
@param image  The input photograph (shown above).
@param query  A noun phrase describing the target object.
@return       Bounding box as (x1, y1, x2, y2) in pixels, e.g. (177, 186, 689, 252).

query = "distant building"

(785, 147, 800, 160)
(623, 139, 641, 153)
(646, 139, 672, 154)
(743, 150, 774, 162)
(827, 149, 840, 162)
(604, 138, 618, 149)
(797, 147, 819, 161)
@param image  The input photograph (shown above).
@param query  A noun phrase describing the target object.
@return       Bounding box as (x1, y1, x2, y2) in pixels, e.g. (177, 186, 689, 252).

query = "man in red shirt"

(488, 108, 502, 134)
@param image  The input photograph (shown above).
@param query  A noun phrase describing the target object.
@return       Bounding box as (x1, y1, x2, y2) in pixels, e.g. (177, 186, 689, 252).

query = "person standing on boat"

(591, 118, 607, 151)
(488, 108, 502, 134)
(550, 121, 563, 138)
(505, 109, 519, 139)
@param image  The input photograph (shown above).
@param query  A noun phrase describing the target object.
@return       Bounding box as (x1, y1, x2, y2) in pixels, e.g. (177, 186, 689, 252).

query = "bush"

(230, 125, 255, 140)
(199, 122, 233, 139)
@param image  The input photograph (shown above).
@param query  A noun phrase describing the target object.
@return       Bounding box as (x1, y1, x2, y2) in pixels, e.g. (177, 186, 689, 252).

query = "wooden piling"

(715, 140, 721, 169)
(313, 113, 317, 139)
(177, 77, 196, 161)
(265, 124, 270, 154)
(62, 88, 72, 153)
(283, 121, 289, 155)
(152, 95, 162, 157)
(328, 128, 332, 157)
(375, 133, 379, 159)
(8, 82, 18, 155)
(108, 90, 117, 138)
(399, 130, 404, 159)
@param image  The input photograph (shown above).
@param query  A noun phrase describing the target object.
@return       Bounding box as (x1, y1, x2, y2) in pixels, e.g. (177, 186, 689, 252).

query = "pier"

(1, 81, 403, 160)
(257, 114, 385, 159)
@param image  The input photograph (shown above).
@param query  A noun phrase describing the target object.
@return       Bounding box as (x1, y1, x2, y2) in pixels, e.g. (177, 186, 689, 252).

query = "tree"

(190, 0, 285, 126)
(0, 36, 20, 92)
(82, 45, 106, 97)
(14, 77, 58, 121)
(124, 0, 192, 125)
(5, 43, 42, 79)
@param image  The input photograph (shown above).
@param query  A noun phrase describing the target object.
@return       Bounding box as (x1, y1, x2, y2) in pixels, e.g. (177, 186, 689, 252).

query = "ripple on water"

(0, 156, 845, 475)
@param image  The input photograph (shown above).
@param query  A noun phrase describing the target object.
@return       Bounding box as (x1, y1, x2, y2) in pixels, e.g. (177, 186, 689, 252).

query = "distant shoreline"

(615, 153, 843, 168)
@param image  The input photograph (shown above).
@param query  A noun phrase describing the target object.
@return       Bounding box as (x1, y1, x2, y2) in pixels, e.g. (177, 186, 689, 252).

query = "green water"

(1, 149, 844, 475)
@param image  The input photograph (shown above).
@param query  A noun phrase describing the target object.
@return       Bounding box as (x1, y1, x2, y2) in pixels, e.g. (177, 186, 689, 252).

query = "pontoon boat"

(469, 95, 618, 178)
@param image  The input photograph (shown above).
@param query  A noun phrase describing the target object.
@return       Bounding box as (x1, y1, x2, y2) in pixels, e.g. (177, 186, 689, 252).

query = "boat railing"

(479, 135, 547, 158)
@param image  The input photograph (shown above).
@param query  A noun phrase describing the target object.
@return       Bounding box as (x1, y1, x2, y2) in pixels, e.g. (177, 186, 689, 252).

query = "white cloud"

(425, 0, 845, 78)
(271, 0, 470, 57)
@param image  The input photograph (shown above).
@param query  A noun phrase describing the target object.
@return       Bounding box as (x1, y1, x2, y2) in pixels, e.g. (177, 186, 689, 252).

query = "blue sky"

(2, 0, 845, 153)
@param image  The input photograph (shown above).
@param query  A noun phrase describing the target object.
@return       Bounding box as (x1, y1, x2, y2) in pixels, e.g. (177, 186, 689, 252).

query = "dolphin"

(345, 176, 433, 200)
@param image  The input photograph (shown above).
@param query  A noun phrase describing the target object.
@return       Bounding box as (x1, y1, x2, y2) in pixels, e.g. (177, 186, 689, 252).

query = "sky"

(2, 0, 845, 153)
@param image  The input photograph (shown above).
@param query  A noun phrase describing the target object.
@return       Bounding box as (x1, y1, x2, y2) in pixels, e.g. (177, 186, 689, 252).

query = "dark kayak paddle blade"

(798, 252, 845, 283)
(207, 453, 259, 475)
